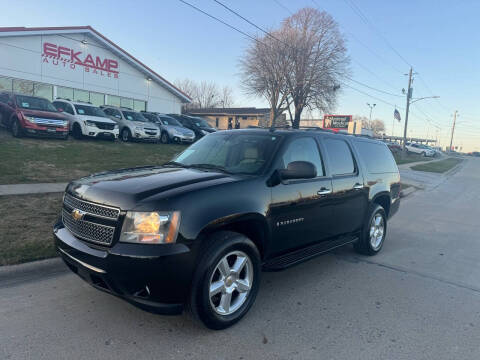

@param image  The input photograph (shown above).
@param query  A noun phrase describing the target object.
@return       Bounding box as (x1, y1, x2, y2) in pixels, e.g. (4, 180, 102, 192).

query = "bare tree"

(174, 78, 197, 99)
(281, 8, 349, 128)
(353, 115, 385, 135)
(239, 31, 290, 127)
(174, 79, 234, 110)
(219, 86, 234, 108)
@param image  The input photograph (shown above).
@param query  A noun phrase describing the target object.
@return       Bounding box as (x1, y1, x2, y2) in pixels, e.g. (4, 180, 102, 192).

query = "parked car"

(54, 128, 400, 329)
(405, 142, 435, 157)
(141, 111, 195, 144)
(100, 106, 159, 142)
(382, 140, 402, 153)
(0, 92, 69, 139)
(168, 114, 216, 140)
(52, 99, 118, 140)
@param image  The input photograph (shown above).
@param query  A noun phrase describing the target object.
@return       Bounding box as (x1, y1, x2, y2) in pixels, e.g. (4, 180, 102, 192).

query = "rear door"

(320, 136, 368, 236)
(270, 136, 334, 254)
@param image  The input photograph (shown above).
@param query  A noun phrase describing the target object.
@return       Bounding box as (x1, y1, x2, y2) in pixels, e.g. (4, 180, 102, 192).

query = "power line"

(339, 80, 403, 109)
(342, 75, 404, 98)
(272, 0, 293, 15)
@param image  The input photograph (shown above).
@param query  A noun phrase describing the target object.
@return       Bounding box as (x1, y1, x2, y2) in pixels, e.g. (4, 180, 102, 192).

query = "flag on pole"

(394, 108, 401, 122)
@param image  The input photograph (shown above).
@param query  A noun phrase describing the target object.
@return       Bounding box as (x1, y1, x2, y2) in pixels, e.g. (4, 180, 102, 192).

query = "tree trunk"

(292, 106, 303, 129)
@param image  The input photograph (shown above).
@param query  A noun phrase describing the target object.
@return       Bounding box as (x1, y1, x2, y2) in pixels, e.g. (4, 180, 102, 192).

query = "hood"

(20, 109, 69, 121)
(168, 125, 194, 135)
(66, 166, 237, 210)
(76, 115, 116, 124)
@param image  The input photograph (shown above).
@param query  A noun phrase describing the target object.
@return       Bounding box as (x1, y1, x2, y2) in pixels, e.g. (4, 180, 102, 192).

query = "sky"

(1, 0, 479, 151)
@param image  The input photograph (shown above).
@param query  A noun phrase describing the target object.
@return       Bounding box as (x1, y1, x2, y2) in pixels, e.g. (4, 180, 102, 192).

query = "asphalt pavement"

(1, 158, 479, 360)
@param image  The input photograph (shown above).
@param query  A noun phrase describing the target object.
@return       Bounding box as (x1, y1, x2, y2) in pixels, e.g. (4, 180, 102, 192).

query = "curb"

(0, 257, 66, 287)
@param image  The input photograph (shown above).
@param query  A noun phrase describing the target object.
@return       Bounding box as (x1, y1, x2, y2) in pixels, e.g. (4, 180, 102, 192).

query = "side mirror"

(57, 108, 64, 113)
(279, 161, 317, 181)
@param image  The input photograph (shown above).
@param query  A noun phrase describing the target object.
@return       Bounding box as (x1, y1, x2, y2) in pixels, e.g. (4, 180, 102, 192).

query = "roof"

(0, 26, 191, 103)
(187, 107, 271, 116)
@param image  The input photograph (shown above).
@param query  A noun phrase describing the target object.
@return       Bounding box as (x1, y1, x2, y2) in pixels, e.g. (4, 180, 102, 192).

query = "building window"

(121, 97, 134, 109)
(74, 89, 89, 103)
(108, 95, 121, 107)
(57, 86, 73, 100)
(216, 117, 219, 127)
(242, 116, 247, 120)
(13, 79, 34, 96)
(34, 83, 53, 101)
(89, 92, 105, 107)
(134, 100, 146, 111)
(0, 76, 12, 91)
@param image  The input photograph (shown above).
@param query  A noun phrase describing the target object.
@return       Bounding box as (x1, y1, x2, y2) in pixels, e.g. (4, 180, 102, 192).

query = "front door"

(270, 136, 335, 255)
(321, 137, 368, 236)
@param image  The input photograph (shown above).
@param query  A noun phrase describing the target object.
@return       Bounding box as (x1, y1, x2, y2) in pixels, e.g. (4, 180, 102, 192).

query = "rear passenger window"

(281, 137, 324, 177)
(323, 138, 355, 175)
(354, 141, 398, 174)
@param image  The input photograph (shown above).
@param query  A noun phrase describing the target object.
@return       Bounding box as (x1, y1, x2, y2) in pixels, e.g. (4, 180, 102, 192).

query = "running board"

(262, 236, 358, 271)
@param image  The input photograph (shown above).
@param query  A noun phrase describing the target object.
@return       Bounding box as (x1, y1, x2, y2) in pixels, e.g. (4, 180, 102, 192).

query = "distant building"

(186, 108, 286, 129)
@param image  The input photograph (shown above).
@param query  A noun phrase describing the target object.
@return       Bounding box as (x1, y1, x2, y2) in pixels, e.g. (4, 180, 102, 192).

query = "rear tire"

(189, 231, 261, 330)
(354, 204, 387, 256)
(121, 128, 131, 142)
(11, 118, 22, 138)
(72, 123, 83, 140)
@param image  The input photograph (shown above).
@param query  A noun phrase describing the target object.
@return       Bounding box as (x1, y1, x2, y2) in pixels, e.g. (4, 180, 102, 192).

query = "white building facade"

(0, 26, 190, 112)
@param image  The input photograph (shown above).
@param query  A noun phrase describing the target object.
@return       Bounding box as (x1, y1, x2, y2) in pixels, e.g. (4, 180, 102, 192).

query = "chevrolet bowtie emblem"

(71, 208, 86, 221)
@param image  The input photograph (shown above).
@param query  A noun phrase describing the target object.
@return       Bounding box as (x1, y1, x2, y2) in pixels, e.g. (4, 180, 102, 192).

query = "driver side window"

(281, 137, 324, 177)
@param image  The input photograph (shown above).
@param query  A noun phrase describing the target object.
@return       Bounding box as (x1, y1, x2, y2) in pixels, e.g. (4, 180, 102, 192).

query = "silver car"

(101, 106, 159, 142)
(141, 112, 195, 144)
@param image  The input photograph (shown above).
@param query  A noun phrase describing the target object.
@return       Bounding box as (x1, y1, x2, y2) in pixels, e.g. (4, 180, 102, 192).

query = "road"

(1, 158, 480, 360)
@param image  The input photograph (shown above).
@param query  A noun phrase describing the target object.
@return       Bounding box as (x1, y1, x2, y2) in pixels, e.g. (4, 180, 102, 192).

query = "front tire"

(189, 232, 261, 330)
(160, 132, 170, 144)
(72, 123, 83, 139)
(121, 128, 131, 142)
(354, 204, 387, 256)
(11, 118, 23, 138)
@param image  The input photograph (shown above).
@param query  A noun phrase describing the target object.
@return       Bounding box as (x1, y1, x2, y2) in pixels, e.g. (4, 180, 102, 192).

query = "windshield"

(16, 95, 58, 112)
(142, 113, 161, 123)
(160, 116, 182, 127)
(170, 132, 282, 174)
(74, 104, 107, 118)
(189, 116, 212, 128)
(122, 111, 147, 122)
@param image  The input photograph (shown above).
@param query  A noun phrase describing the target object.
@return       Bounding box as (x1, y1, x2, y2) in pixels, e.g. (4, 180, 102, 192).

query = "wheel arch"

(372, 192, 391, 217)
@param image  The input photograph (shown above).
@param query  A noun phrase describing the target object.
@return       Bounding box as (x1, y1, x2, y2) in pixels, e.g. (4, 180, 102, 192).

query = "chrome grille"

(62, 209, 116, 246)
(64, 193, 119, 219)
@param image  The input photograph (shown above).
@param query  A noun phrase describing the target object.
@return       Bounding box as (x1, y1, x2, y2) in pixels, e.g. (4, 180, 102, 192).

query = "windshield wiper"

(163, 161, 191, 168)
(189, 163, 232, 174)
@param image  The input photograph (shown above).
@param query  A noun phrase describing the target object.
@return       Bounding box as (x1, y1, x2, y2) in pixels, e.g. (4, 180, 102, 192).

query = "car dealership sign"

(42, 42, 119, 78)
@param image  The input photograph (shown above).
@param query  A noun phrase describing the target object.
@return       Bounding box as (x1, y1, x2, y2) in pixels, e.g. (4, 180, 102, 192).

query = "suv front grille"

(62, 194, 120, 246)
(94, 122, 115, 130)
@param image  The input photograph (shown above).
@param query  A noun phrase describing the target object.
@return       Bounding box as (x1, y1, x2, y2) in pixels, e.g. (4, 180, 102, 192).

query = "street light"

(410, 96, 440, 104)
(366, 103, 376, 122)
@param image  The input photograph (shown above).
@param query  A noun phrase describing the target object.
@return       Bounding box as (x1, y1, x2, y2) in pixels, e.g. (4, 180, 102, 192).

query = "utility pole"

(402, 67, 413, 152)
(449, 110, 458, 152)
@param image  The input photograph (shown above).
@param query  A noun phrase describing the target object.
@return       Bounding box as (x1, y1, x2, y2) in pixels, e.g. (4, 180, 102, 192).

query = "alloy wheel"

(369, 213, 384, 251)
(208, 251, 253, 316)
(122, 129, 130, 141)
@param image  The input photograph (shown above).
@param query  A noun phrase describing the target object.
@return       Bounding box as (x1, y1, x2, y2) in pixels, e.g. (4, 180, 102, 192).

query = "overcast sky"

(1, 0, 479, 151)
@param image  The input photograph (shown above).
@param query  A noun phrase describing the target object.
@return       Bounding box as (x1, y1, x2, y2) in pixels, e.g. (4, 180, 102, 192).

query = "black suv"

(54, 128, 400, 329)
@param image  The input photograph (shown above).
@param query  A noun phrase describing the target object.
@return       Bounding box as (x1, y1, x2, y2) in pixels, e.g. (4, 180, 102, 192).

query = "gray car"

(141, 111, 195, 144)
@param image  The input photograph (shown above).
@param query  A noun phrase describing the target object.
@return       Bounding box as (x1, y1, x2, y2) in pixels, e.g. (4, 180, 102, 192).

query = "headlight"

(85, 120, 96, 127)
(114, 124, 119, 129)
(135, 126, 142, 132)
(24, 116, 36, 124)
(119, 211, 180, 244)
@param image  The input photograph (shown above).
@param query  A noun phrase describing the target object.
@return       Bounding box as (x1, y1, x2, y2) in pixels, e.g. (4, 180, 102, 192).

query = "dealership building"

(0, 26, 191, 113)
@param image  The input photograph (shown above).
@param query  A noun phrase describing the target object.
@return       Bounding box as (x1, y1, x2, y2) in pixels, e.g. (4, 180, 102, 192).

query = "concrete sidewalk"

(0, 182, 68, 196)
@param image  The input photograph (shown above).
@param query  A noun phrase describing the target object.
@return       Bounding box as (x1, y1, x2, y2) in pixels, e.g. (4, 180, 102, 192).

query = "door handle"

(317, 187, 332, 195)
(353, 183, 364, 190)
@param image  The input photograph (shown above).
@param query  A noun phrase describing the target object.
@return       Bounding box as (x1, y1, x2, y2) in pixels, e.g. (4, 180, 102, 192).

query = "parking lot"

(1, 157, 479, 359)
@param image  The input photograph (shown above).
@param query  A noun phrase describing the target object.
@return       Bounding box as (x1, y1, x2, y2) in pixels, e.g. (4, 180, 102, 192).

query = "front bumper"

(54, 220, 195, 315)
(172, 133, 195, 143)
(134, 130, 160, 141)
(24, 124, 68, 138)
(84, 125, 119, 139)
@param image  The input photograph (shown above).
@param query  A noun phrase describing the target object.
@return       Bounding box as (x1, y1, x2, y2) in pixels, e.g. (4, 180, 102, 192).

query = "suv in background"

(100, 106, 159, 142)
(0, 92, 69, 139)
(405, 142, 435, 157)
(52, 99, 118, 140)
(54, 128, 400, 329)
(141, 111, 195, 144)
(168, 114, 216, 140)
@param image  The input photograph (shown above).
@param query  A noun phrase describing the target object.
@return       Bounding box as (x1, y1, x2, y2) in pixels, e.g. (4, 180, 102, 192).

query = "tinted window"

(159, 116, 181, 126)
(122, 111, 147, 122)
(354, 140, 398, 174)
(105, 108, 121, 119)
(323, 138, 355, 175)
(281, 137, 324, 177)
(15, 95, 57, 112)
(74, 105, 107, 117)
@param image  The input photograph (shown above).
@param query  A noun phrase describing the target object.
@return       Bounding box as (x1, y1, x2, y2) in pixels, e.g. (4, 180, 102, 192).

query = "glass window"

(73, 89, 89, 103)
(105, 108, 121, 119)
(15, 95, 57, 112)
(323, 138, 355, 175)
(159, 115, 181, 126)
(108, 95, 121, 107)
(34, 83, 53, 101)
(122, 110, 147, 122)
(121, 97, 133, 109)
(89, 92, 105, 107)
(354, 140, 397, 174)
(134, 100, 146, 111)
(0, 77, 12, 91)
(13, 79, 34, 96)
(74, 104, 107, 117)
(281, 137, 324, 177)
(57, 86, 74, 100)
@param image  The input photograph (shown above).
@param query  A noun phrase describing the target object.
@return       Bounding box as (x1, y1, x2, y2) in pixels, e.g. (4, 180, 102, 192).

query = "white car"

(100, 106, 160, 142)
(405, 142, 435, 157)
(52, 99, 118, 140)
